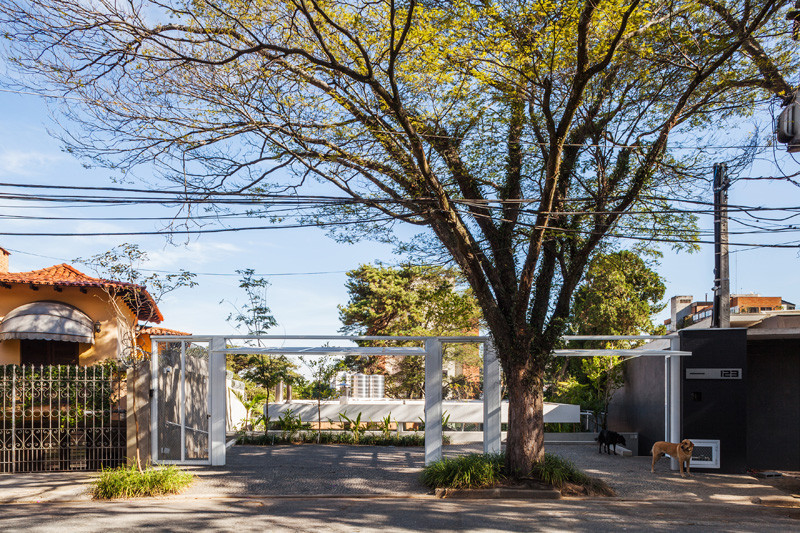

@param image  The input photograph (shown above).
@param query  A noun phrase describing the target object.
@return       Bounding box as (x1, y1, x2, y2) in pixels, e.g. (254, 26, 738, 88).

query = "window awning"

(0, 301, 95, 344)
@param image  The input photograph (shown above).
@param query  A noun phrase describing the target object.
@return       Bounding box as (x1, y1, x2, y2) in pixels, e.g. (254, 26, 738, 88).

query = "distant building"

(664, 294, 797, 331)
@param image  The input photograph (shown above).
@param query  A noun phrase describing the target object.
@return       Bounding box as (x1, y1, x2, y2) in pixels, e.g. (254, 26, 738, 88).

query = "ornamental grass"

(92, 464, 194, 499)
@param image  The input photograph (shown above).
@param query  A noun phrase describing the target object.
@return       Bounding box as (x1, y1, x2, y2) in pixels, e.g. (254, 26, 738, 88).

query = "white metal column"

(150, 339, 158, 463)
(424, 338, 443, 465)
(668, 336, 682, 470)
(209, 336, 227, 466)
(483, 340, 501, 454)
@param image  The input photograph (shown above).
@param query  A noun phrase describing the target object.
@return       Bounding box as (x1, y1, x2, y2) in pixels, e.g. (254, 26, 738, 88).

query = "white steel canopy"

(150, 334, 689, 468)
(0, 301, 95, 344)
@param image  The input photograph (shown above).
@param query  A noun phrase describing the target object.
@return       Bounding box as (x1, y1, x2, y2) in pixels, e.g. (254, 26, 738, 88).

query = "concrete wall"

(607, 354, 666, 456)
(747, 338, 800, 470)
(0, 285, 133, 365)
(227, 381, 248, 431)
(680, 329, 748, 474)
(268, 400, 580, 425)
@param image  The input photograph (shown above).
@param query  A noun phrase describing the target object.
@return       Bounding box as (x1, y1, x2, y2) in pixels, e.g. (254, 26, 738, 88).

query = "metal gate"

(0, 363, 125, 473)
(151, 339, 211, 464)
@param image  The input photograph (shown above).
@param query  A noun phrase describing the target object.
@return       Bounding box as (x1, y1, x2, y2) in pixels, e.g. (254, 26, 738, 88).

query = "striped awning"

(0, 301, 95, 344)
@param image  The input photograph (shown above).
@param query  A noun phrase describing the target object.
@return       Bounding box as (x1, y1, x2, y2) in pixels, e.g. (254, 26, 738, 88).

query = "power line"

(2, 247, 347, 277)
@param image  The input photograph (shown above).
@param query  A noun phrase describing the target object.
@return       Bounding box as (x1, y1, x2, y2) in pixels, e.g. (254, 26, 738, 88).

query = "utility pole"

(777, 2, 800, 152)
(711, 163, 730, 328)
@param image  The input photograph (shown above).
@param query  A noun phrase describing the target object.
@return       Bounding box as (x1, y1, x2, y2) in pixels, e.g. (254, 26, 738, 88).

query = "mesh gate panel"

(184, 343, 209, 460)
(156, 341, 210, 462)
(156, 343, 182, 461)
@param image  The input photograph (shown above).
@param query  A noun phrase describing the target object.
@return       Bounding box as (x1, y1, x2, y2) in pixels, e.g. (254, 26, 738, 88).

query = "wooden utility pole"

(711, 163, 730, 328)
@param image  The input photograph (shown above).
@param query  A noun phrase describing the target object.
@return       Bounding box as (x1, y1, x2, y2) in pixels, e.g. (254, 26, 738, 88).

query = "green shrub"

(421, 452, 603, 492)
(276, 410, 306, 440)
(421, 453, 506, 489)
(92, 464, 194, 499)
(530, 454, 589, 488)
(338, 412, 365, 443)
(235, 431, 445, 447)
(378, 413, 393, 439)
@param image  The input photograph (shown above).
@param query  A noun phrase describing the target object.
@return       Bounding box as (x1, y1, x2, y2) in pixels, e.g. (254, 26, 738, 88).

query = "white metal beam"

(556, 349, 691, 357)
(218, 346, 426, 357)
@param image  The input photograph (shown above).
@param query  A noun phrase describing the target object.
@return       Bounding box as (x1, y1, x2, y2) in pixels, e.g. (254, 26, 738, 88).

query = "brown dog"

(651, 439, 694, 477)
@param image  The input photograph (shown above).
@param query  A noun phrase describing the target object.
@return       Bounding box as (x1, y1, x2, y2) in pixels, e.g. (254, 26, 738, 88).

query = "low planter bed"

(235, 430, 449, 447)
(422, 452, 615, 498)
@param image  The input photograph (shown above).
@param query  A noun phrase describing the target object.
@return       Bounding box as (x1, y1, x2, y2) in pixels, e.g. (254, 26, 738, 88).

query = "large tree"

(1, 0, 795, 473)
(339, 263, 482, 398)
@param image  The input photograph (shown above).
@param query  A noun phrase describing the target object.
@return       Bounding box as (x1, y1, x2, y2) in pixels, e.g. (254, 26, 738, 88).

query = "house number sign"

(685, 368, 742, 380)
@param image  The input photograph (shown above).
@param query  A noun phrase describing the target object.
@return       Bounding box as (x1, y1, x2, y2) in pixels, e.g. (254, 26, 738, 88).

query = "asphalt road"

(1, 496, 799, 532)
(2, 443, 798, 531)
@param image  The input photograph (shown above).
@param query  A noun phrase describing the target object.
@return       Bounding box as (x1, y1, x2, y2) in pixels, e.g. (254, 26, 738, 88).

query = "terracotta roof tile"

(0, 263, 163, 323)
(139, 326, 191, 336)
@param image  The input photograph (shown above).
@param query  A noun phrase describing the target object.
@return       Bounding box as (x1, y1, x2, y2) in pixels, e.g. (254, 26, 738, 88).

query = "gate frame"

(150, 334, 690, 467)
(150, 337, 214, 465)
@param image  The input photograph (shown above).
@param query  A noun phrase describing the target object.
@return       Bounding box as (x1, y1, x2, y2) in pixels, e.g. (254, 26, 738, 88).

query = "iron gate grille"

(0, 363, 125, 473)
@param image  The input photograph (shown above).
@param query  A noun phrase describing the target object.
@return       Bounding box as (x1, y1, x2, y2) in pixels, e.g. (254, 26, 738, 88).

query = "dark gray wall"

(747, 339, 800, 470)
(680, 329, 748, 474)
(607, 355, 665, 456)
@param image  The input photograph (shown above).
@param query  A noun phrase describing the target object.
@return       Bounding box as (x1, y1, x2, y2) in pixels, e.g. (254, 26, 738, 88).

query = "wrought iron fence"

(0, 363, 126, 473)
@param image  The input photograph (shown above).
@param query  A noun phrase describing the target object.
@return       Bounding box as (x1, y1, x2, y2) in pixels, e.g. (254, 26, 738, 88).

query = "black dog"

(596, 429, 627, 455)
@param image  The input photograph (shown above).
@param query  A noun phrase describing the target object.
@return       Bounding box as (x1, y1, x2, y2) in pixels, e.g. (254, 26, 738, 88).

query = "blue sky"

(1, 88, 799, 336)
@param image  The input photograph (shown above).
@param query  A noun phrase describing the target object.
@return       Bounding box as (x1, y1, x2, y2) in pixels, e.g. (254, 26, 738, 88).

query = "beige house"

(0, 247, 162, 366)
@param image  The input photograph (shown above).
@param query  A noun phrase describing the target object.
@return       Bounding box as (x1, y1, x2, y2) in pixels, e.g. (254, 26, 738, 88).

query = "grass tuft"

(92, 464, 194, 499)
(530, 453, 589, 488)
(420, 453, 506, 489)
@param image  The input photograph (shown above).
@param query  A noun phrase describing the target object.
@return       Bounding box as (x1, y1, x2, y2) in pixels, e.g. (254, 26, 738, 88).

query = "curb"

(434, 487, 561, 500)
(752, 496, 800, 507)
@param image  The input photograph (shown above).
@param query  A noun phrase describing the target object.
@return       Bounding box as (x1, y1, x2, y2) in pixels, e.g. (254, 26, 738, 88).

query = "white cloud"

(0, 149, 67, 176)
(145, 241, 244, 271)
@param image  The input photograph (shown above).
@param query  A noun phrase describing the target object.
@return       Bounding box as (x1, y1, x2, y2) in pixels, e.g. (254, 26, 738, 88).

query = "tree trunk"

(504, 362, 545, 476)
(131, 364, 143, 472)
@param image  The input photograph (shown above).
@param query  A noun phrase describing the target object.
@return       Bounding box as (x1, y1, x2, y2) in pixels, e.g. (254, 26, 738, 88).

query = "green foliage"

(551, 251, 667, 426)
(276, 410, 307, 440)
(571, 251, 666, 340)
(378, 413, 393, 438)
(238, 356, 299, 399)
(421, 453, 506, 489)
(236, 431, 434, 447)
(414, 411, 452, 431)
(530, 454, 589, 488)
(422, 452, 604, 492)
(338, 412, 365, 443)
(222, 268, 300, 417)
(92, 464, 193, 499)
(339, 264, 482, 399)
(222, 268, 278, 337)
(1, 361, 122, 428)
(233, 390, 267, 432)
